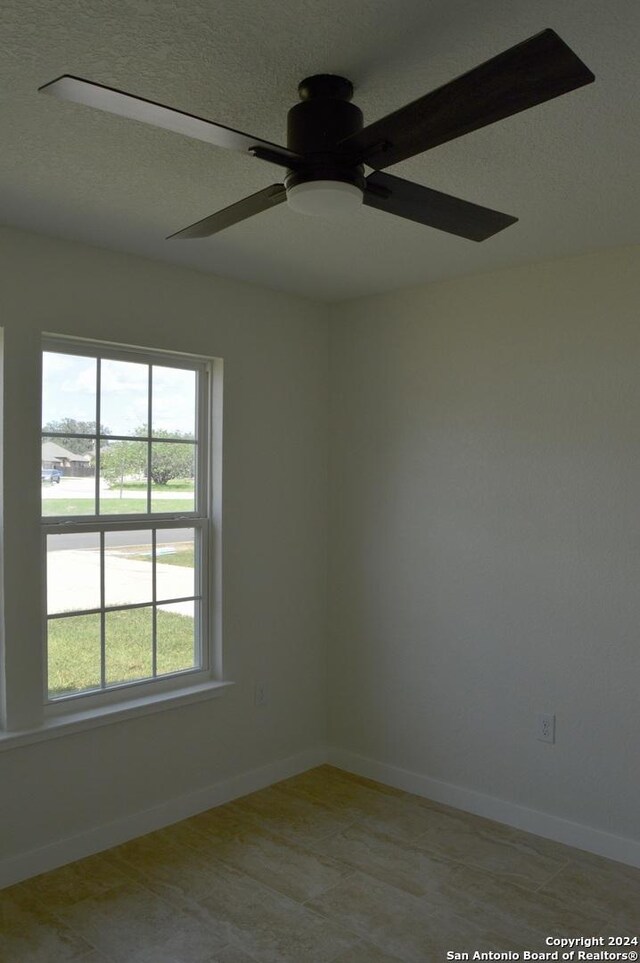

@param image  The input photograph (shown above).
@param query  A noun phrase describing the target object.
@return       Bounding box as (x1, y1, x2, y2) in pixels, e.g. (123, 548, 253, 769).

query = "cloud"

(43, 352, 198, 438)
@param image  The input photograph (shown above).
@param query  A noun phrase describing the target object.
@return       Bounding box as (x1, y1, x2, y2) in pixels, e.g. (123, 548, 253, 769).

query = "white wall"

(3, 228, 639, 876)
(0, 225, 328, 863)
(329, 246, 640, 843)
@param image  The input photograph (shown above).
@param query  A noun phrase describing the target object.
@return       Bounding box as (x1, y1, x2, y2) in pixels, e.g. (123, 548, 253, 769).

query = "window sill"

(0, 679, 234, 752)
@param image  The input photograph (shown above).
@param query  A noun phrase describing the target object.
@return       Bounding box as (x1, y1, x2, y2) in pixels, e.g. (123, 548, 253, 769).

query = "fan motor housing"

(285, 74, 365, 193)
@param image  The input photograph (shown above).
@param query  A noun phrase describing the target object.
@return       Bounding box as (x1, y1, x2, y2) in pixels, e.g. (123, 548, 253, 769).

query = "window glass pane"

(42, 352, 97, 431)
(47, 532, 100, 614)
(99, 439, 149, 514)
(41, 342, 210, 706)
(152, 366, 196, 439)
(155, 529, 195, 602)
(48, 614, 101, 699)
(104, 531, 152, 607)
(156, 601, 197, 676)
(150, 442, 195, 513)
(105, 607, 152, 686)
(100, 359, 149, 437)
(41, 435, 97, 517)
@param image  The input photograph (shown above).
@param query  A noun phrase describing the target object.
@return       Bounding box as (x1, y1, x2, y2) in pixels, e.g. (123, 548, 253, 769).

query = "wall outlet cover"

(255, 682, 268, 707)
(537, 712, 556, 744)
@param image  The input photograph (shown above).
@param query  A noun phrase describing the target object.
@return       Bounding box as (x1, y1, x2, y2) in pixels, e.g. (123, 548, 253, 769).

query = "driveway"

(48, 548, 196, 617)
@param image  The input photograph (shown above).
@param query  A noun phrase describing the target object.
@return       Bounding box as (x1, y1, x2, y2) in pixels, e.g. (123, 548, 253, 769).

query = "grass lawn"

(125, 547, 194, 567)
(48, 607, 195, 698)
(42, 498, 194, 516)
(117, 479, 194, 491)
(106, 541, 194, 567)
(158, 549, 193, 567)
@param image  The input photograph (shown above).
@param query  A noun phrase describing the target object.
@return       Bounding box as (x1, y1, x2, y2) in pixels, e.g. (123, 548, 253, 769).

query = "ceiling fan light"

(287, 180, 363, 218)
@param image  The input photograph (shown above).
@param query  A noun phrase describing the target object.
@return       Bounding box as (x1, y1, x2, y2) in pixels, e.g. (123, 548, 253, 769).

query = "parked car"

(42, 468, 63, 484)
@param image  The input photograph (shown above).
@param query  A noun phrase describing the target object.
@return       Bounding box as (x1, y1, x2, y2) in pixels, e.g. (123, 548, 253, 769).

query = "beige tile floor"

(1, 765, 638, 962)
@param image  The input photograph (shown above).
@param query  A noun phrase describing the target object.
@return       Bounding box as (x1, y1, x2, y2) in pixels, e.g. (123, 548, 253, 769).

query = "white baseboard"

(327, 746, 640, 870)
(0, 744, 328, 890)
(4, 742, 638, 890)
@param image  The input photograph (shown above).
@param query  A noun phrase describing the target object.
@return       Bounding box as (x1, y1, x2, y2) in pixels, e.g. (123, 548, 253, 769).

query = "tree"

(148, 431, 194, 485)
(43, 419, 111, 456)
(100, 427, 194, 487)
(100, 439, 145, 488)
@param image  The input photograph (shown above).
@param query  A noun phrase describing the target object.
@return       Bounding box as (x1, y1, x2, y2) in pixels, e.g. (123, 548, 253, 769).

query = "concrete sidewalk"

(48, 550, 195, 616)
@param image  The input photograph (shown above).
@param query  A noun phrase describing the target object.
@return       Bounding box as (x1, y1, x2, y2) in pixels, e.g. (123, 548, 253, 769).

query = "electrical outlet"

(537, 713, 556, 744)
(255, 682, 268, 707)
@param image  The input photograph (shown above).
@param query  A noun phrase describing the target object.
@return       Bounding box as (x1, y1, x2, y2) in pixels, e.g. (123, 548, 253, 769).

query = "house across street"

(41, 440, 92, 476)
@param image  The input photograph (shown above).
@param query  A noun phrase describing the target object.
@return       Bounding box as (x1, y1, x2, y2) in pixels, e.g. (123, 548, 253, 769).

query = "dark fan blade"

(343, 29, 594, 169)
(167, 184, 287, 239)
(364, 171, 517, 241)
(39, 75, 300, 168)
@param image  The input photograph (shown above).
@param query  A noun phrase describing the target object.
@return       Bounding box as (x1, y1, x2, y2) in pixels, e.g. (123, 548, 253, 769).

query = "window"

(40, 337, 218, 713)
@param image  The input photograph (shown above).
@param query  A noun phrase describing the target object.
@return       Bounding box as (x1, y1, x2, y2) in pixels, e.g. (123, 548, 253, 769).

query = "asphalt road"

(42, 477, 196, 550)
(51, 529, 194, 551)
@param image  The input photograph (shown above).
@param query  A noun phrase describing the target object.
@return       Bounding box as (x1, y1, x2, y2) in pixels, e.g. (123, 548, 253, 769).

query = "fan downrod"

(288, 75, 360, 154)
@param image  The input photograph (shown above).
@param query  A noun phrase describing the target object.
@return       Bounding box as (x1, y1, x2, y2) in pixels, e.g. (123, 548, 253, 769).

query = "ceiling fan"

(39, 29, 594, 243)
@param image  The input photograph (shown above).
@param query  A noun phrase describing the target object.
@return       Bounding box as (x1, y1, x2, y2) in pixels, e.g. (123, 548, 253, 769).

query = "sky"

(42, 351, 197, 439)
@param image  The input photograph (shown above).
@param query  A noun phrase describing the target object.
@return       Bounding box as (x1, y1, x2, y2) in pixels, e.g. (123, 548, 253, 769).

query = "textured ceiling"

(1, 0, 638, 301)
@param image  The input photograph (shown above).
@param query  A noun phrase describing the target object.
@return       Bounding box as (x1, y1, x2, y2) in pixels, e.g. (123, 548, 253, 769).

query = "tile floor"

(1, 765, 638, 962)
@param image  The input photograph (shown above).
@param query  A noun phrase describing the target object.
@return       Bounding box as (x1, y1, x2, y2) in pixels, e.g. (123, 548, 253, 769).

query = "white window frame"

(0, 333, 228, 749)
